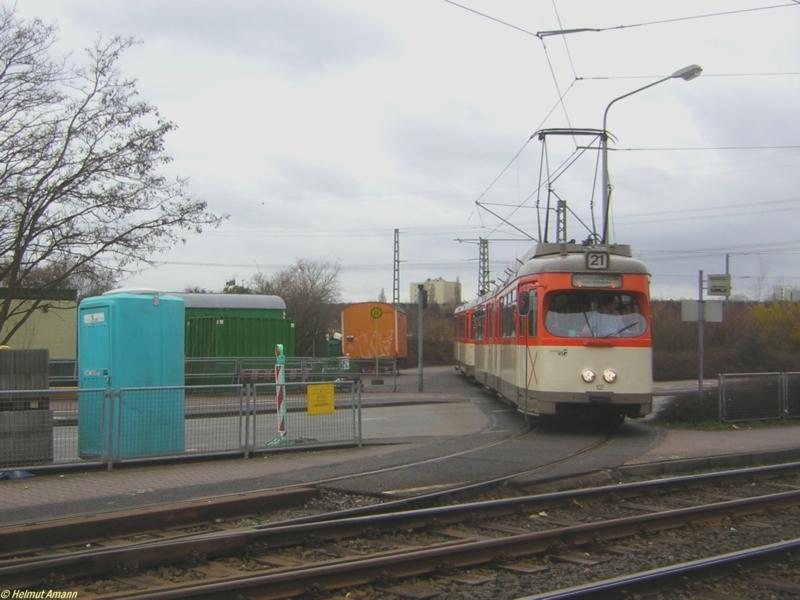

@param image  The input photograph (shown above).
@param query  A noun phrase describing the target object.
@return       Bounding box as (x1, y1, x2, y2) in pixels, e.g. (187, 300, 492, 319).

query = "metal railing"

(185, 356, 398, 391)
(49, 359, 78, 386)
(719, 372, 800, 422)
(0, 381, 361, 471)
(48, 357, 400, 390)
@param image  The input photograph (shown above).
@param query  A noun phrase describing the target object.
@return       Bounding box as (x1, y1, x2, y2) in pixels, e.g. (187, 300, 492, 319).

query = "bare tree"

(252, 259, 340, 355)
(22, 260, 118, 299)
(0, 8, 223, 344)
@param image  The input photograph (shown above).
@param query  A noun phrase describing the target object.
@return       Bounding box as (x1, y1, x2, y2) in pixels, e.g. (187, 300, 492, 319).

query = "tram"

(454, 129, 653, 426)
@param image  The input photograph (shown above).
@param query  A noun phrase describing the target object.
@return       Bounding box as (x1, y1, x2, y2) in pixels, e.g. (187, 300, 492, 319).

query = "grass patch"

(656, 389, 718, 424)
(650, 417, 800, 431)
(655, 387, 800, 429)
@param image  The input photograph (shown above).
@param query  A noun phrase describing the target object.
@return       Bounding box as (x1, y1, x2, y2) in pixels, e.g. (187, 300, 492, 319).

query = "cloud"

(13, 1, 800, 302)
(693, 80, 800, 148)
(269, 158, 365, 199)
(385, 113, 521, 190)
(65, 0, 395, 75)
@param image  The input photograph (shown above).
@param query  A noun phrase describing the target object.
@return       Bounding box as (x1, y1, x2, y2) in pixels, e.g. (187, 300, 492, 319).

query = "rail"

(6, 464, 800, 593)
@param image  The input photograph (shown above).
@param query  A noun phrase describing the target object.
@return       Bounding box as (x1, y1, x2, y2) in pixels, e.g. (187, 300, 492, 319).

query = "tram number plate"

(585, 251, 609, 270)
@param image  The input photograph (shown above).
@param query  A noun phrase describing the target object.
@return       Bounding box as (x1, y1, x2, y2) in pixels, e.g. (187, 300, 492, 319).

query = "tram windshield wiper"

(582, 311, 595, 337)
(602, 321, 637, 338)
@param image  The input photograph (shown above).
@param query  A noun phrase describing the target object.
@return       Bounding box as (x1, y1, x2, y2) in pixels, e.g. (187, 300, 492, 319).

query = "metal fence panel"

(1, 381, 361, 471)
(184, 357, 240, 386)
(0, 387, 104, 469)
(49, 359, 77, 387)
(236, 357, 397, 391)
(719, 373, 782, 422)
(115, 386, 186, 459)
(115, 384, 251, 460)
(252, 381, 360, 452)
(784, 372, 800, 418)
(1, 349, 48, 392)
(185, 385, 248, 456)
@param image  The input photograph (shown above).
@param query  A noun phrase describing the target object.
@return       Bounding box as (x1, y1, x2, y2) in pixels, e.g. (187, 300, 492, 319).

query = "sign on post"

(681, 300, 724, 323)
(307, 383, 335, 415)
(708, 274, 731, 296)
(370, 305, 384, 385)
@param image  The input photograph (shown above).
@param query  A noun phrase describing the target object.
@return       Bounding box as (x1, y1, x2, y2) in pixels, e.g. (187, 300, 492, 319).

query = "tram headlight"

(580, 368, 596, 383)
(603, 369, 618, 384)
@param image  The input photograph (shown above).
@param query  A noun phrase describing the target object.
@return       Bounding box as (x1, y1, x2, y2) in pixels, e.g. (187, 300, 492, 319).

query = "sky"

(15, 0, 800, 303)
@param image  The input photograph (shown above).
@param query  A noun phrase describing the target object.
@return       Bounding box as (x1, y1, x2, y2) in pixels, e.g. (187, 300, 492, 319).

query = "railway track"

(521, 539, 800, 599)
(4, 460, 800, 597)
(0, 420, 613, 558)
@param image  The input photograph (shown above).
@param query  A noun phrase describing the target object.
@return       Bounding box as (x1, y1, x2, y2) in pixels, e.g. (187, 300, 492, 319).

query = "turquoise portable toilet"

(78, 289, 185, 458)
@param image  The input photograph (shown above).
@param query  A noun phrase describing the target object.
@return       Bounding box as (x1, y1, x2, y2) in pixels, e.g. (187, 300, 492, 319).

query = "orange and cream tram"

(454, 241, 652, 426)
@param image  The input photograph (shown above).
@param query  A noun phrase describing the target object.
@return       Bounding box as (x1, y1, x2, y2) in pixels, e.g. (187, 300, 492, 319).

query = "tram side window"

(502, 291, 516, 337)
(498, 297, 505, 336)
(472, 309, 485, 340)
(455, 316, 466, 340)
(528, 290, 538, 337)
(545, 292, 646, 338)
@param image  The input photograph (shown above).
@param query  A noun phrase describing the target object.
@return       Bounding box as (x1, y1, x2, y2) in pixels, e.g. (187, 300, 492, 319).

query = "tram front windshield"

(545, 292, 646, 339)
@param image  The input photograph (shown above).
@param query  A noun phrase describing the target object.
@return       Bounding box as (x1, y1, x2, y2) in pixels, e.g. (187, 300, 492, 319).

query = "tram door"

(520, 287, 538, 413)
(491, 304, 500, 385)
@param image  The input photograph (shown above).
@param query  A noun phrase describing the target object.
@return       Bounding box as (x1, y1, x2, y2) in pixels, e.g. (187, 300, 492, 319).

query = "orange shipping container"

(341, 302, 407, 359)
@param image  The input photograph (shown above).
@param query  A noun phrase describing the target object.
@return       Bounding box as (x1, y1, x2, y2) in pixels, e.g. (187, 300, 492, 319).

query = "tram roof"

(454, 243, 649, 313)
(517, 242, 649, 277)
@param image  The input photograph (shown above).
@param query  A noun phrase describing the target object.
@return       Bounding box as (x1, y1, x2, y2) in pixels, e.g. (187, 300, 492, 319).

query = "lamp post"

(600, 64, 702, 244)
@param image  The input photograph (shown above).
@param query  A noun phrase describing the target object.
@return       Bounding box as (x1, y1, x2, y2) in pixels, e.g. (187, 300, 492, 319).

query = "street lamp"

(600, 64, 702, 244)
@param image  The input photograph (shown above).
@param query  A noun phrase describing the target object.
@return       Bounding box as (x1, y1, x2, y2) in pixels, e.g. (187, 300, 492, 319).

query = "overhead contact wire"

(446, 0, 798, 40)
(551, 0, 579, 79)
(539, 36, 577, 142)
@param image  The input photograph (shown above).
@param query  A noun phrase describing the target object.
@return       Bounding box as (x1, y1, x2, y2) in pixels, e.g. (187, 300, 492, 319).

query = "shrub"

(656, 389, 718, 423)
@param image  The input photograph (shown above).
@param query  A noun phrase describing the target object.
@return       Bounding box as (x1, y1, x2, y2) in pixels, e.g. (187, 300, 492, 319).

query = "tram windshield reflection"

(545, 292, 646, 338)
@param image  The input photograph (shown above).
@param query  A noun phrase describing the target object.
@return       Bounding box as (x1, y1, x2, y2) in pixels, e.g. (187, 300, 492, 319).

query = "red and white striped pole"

(275, 343, 287, 439)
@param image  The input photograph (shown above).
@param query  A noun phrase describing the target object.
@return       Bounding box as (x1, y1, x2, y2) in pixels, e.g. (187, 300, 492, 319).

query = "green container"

(185, 316, 295, 358)
(177, 293, 286, 322)
(186, 307, 285, 320)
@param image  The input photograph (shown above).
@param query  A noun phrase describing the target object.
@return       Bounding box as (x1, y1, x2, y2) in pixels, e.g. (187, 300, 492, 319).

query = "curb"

(514, 447, 800, 493)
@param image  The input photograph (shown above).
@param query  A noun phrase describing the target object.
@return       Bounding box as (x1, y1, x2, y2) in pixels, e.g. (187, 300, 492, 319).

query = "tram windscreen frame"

(544, 291, 647, 339)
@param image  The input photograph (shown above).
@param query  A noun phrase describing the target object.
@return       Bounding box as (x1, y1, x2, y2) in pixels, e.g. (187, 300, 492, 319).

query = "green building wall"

(186, 316, 295, 357)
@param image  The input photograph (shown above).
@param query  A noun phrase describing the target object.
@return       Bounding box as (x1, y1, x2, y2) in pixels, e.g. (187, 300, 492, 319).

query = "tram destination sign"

(585, 251, 609, 270)
(707, 274, 731, 296)
(572, 273, 622, 289)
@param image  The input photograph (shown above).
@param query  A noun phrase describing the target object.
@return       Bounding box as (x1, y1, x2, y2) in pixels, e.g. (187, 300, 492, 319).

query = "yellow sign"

(307, 383, 335, 415)
(370, 306, 383, 320)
